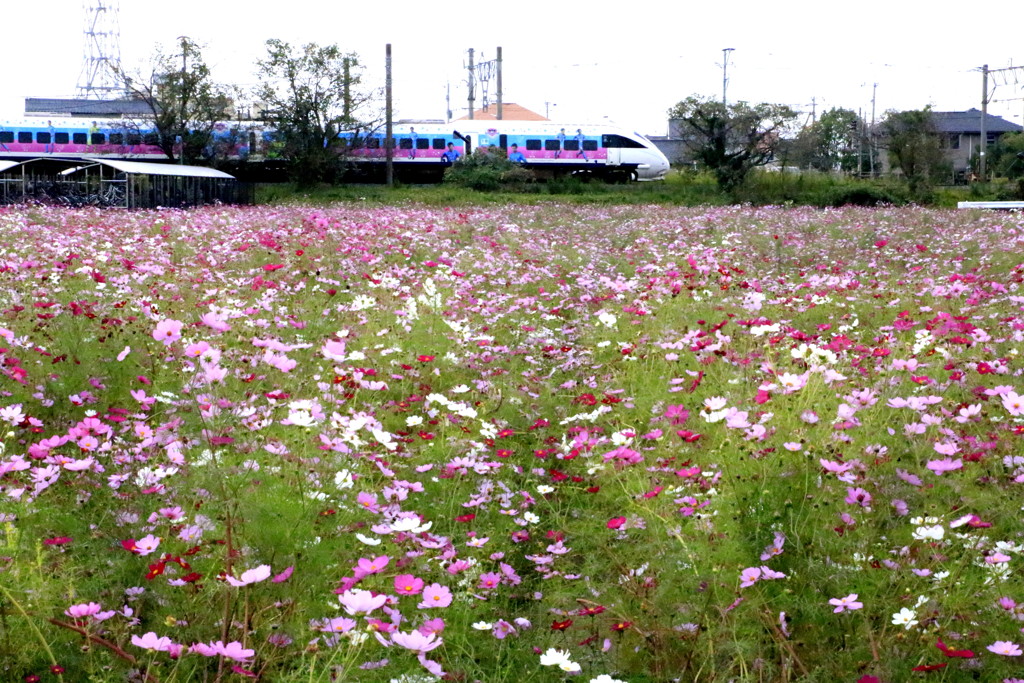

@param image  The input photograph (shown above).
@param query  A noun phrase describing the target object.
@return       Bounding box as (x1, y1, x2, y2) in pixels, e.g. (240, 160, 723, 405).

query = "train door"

(603, 135, 621, 166)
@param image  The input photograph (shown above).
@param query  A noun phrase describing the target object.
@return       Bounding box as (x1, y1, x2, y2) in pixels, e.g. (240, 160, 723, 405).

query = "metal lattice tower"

(76, 0, 122, 98)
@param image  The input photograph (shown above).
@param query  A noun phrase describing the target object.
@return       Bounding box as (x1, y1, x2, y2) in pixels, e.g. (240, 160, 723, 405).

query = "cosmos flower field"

(2, 202, 1024, 682)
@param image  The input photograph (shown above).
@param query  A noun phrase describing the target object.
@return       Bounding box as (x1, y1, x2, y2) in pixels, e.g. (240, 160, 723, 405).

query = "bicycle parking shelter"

(0, 157, 250, 208)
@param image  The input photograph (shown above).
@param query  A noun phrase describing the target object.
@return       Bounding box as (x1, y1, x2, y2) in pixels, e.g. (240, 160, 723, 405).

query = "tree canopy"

(668, 96, 797, 191)
(114, 37, 229, 164)
(256, 40, 376, 186)
(881, 108, 948, 192)
(788, 108, 863, 173)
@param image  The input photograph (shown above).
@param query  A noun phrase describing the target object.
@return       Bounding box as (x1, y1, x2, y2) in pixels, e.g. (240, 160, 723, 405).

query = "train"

(0, 117, 671, 182)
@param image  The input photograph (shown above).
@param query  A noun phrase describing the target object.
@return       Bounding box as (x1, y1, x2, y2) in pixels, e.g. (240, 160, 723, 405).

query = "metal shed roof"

(0, 157, 235, 179)
(92, 159, 235, 179)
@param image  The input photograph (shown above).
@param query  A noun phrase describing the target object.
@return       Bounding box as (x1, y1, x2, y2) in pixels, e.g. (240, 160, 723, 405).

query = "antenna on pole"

(76, 0, 123, 99)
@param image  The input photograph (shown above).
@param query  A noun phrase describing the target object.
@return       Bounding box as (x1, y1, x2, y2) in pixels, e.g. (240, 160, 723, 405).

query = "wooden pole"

(386, 43, 393, 187)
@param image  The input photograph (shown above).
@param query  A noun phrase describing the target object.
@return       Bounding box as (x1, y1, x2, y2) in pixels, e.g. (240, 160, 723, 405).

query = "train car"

(341, 121, 670, 181)
(0, 117, 248, 161)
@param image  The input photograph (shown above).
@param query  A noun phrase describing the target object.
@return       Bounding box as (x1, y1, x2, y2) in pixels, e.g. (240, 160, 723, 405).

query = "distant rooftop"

(931, 108, 1022, 134)
(25, 97, 153, 118)
(455, 103, 548, 121)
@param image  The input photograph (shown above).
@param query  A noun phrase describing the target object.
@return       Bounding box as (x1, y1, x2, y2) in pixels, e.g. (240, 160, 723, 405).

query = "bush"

(825, 184, 905, 207)
(442, 147, 535, 191)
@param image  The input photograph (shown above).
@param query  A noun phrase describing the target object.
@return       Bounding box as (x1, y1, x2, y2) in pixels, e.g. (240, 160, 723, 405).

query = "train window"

(0, 132, 13, 144)
(144, 133, 159, 146)
(72, 133, 87, 144)
(417, 138, 429, 149)
(36, 132, 51, 144)
(583, 140, 598, 151)
(601, 134, 645, 149)
(55, 132, 69, 144)
(432, 138, 446, 150)
(399, 138, 413, 150)
(564, 140, 579, 151)
(127, 134, 142, 145)
(544, 139, 560, 151)
(525, 139, 542, 151)
(109, 133, 124, 145)
(19, 132, 34, 144)
(91, 133, 105, 144)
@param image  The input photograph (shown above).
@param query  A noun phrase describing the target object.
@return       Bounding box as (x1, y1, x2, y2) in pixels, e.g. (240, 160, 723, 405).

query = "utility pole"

(467, 49, 475, 120)
(722, 48, 735, 105)
(980, 64, 989, 180)
(869, 83, 877, 177)
(385, 43, 393, 187)
(496, 47, 503, 120)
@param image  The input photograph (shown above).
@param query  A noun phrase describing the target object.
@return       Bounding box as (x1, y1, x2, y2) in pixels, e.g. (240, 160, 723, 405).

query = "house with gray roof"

(931, 108, 1022, 176)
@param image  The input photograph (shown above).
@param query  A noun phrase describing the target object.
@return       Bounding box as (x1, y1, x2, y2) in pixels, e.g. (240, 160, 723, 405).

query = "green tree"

(881, 108, 948, 192)
(790, 108, 863, 172)
(114, 37, 229, 164)
(988, 131, 1024, 180)
(667, 96, 797, 191)
(256, 40, 376, 186)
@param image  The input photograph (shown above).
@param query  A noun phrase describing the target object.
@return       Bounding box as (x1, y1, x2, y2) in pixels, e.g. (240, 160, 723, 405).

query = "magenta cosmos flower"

(394, 574, 425, 595)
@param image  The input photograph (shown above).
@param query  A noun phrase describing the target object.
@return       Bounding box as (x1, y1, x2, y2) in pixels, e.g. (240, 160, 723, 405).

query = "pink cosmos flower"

(322, 339, 347, 362)
(933, 441, 959, 456)
(355, 555, 390, 576)
(395, 574, 425, 595)
(338, 589, 389, 615)
(132, 534, 161, 556)
(844, 487, 872, 508)
(418, 583, 452, 608)
(225, 564, 272, 587)
(739, 567, 761, 588)
(131, 632, 174, 652)
(987, 641, 1023, 656)
(390, 630, 443, 654)
(65, 602, 102, 618)
(199, 312, 231, 333)
(926, 458, 963, 475)
(152, 319, 183, 346)
(829, 594, 863, 613)
(760, 531, 786, 561)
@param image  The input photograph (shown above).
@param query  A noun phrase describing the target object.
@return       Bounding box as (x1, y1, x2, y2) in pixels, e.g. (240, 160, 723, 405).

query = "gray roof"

(24, 97, 155, 118)
(931, 109, 1022, 134)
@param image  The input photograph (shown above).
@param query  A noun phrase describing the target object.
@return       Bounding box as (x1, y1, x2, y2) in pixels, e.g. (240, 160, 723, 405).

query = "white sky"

(3, 0, 1023, 136)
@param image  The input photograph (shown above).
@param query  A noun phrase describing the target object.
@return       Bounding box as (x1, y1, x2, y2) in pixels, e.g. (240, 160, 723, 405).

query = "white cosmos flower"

(355, 533, 381, 546)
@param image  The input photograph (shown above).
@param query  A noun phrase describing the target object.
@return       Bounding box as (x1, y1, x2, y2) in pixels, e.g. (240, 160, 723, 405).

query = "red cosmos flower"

(607, 517, 627, 530)
(417, 355, 435, 362)
(495, 449, 513, 458)
(263, 264, 285, 271)
(50, 665, 65, 674)
(455, 513, 476, 523)
(911, 663, 946, 671)
(43, 536, 72, 546)
(936, 638, 975, 658)
(497, 428, 514, 438)
(611, 621, 632, 631)
(579, 605, 606, 616)
(874, 239, 888, 248)
(551, 619, 573, 631)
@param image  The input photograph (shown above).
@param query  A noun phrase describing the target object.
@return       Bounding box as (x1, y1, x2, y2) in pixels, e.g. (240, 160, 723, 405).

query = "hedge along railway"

(0, 117, 671, 184)
(1, 203, 1024, 681)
